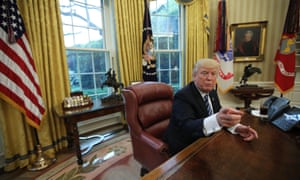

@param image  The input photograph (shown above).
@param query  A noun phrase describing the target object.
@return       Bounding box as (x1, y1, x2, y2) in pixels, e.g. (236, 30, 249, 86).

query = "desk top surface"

(142, 113, 300, 180)
(53, 99, 124, 118)
(230, 86, 274, 93)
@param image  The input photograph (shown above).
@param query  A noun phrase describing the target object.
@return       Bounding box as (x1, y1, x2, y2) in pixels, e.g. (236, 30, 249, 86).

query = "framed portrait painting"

(231, 21, 267, 62)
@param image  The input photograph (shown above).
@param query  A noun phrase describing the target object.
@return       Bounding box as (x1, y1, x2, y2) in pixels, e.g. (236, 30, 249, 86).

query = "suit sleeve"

(171, 90, 207, 140)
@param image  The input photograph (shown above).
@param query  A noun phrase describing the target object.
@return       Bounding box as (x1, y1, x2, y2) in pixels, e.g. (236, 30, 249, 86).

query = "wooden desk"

(54, 100, 125, 165)
(141, 113, 300, 180)
(230, 86, 274, 109)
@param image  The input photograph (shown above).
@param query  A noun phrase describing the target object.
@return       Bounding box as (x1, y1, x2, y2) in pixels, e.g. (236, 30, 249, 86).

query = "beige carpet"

(34, 134, 141, 180)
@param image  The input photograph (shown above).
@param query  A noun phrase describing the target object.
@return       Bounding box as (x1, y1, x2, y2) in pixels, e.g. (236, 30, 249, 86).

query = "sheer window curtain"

(0, 0, 69, 171)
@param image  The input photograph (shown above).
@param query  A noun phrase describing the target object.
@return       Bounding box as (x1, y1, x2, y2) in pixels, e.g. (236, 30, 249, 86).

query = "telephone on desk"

(256, 96, 300, 131)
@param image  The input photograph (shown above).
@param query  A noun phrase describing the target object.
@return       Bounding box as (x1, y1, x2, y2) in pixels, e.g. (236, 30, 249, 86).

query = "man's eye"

(200, 71, 217, 77)
(200, 72, 208, 75)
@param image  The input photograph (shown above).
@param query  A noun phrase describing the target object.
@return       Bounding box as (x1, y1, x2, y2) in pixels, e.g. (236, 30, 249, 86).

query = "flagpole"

(27, 128, 56, 171)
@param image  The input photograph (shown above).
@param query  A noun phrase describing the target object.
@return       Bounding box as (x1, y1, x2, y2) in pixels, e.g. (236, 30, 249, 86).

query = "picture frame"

(231, 21, 267, 62)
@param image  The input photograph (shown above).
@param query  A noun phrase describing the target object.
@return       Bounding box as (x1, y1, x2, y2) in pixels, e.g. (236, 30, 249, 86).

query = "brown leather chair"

(121, 82, 173, 176)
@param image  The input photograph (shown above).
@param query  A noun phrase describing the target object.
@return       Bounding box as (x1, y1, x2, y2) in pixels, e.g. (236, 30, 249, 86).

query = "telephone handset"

(271, 106, 300, 131)
(263, 96, 290, 121)
(262, 96, 300, 131)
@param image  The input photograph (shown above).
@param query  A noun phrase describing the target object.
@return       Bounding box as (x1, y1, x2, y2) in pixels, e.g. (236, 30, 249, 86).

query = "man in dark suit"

(164, 58, 258, 155)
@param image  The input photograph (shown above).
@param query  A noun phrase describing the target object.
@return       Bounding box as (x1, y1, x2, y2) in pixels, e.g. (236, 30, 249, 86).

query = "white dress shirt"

(199, 91, 240, 136)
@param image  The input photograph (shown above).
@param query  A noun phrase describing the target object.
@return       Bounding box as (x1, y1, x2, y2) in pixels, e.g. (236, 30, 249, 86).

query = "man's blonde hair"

(192, 58, 220, 76)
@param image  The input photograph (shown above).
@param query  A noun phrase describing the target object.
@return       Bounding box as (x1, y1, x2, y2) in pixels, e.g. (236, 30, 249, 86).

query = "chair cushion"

(139, 100, 172, 138)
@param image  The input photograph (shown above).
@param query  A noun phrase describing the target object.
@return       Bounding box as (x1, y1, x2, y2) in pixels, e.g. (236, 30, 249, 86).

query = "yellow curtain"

(114, 0, 144, 86)
(0, 0, 69, 171)
(185, 0, 209, 84)
(114, 0, 210, 86)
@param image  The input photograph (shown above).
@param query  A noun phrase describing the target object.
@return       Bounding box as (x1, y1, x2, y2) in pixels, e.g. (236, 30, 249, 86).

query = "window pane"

(94, 52, 107, 72)
(72, 7, 88, 27)
(160, 71, 170, 84)
(159, 53, 170, 69)
(157, 36, 169, 49)
(89, 8, 103, 28)
(81, 74, 94, 94)
(69, 71, 80, 91)
(63, 25, 75, 47)
(77, 0, 101, 7)
(66, 50, 78, 73)
(73, 27, 90, 46)
(171, 70, 179, 84)
(150, 0, 182, 91)
(96, 73, 105, 89)
(171, 52, 180, 68)
(60, 0, 113, 98)
(170, 34, 179, 49)
(88, 29, 103, 48)
(78, 52, 92, 73)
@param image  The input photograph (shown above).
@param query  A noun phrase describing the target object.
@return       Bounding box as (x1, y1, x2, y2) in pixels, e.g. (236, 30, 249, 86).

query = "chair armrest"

(140, 132, 169, 155)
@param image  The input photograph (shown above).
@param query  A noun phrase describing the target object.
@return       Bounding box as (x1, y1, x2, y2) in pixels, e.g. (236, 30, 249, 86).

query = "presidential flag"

(142, 0, 157, 81)
(274, 0, 299, 94)
(0, 0, 45, 128)
(214, 0, 234, 94)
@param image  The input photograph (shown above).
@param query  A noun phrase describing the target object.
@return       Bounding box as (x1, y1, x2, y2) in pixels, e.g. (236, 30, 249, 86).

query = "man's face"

(193, 67, 218, 93)
(244, 32, 252, 42)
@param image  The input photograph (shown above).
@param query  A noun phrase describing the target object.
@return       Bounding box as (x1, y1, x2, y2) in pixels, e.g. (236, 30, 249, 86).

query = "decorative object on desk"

(62, 94, 93, 110)
(239, 64, 261, 86)
(100, 68, 124, 104)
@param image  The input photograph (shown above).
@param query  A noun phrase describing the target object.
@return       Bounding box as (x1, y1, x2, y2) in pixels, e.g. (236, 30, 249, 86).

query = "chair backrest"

(122, 82, 174, 139)
(122, 82, 174, 172)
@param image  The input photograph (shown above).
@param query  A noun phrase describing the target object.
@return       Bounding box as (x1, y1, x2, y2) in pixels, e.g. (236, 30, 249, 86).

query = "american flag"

(214, 0, 234, 94)
(0, 0, 45, 128)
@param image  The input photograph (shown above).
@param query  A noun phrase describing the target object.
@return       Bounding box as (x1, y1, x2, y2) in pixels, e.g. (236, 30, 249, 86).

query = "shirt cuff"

(203, 114, 222, 136)
(227, 123, 241, 134)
